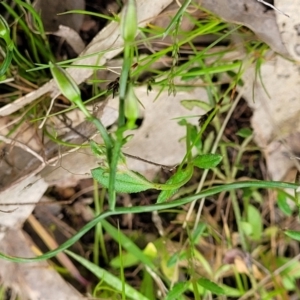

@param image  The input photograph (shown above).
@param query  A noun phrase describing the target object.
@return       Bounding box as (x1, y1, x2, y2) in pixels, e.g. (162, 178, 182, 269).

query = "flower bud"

(120, 0, 137, 43)
(49, 62, 91, 118)
(125, 83, 139, 128)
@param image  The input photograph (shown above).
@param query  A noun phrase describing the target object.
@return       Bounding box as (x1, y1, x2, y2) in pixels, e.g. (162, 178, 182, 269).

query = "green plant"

(1, 1, 300, 299)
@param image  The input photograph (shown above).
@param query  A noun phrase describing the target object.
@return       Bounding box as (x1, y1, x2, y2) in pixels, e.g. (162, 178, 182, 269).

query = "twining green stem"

(90, 115, 117, 211)
(44, 128, 90, 148)
(0, 180, 297, 263)
(118, 45, 132, 126)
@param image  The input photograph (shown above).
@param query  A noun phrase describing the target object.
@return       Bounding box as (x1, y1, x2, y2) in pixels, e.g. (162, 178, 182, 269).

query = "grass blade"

(65, 250, 150, 300)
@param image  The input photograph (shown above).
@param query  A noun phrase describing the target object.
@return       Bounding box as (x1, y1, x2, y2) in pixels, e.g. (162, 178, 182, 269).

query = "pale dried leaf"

(0, 175, 48, 241)
(53, 25, 85, 54)
(0, 229, 84, 300)
(233, 257, 264, 280)
(34, 0, 85, 32)
(275, 0, 300, 61)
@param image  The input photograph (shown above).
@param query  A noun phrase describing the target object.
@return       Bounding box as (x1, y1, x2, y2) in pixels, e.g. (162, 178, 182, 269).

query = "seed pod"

(125, 83, 139, 128)
(49, 61, 91, 118)
(120, 0, 137, 43)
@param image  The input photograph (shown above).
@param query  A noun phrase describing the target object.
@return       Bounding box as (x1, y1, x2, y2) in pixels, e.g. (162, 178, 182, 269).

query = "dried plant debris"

(0, 229, 84, 300)
(34, 0, 85, 32)
(241, 55, 300, 180)
(275, 0, 300, 61)
(200, 0, 289, 57)
(0, 105, 118, 192)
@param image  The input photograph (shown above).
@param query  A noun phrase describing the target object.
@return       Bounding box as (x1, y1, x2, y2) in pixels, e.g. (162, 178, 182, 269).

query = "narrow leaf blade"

(165, 282, 187, 300)
(197, 278, 224, 295)
(66, 250, 149, 300)
(285, 230, 300, 241)
(101, 220, 156, 270)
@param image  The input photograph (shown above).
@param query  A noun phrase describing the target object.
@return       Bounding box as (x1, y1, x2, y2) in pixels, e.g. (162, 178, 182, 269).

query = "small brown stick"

(123, 152, 176, 171)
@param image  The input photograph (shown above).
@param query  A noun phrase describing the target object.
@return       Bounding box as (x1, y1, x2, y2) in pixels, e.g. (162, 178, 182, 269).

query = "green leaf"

(182, 66, 202, 80)
(236, 128, 253, 138)
(66, 250, 149, 300)
(277, 190, 293, 216)
(110, 251, 139, 269)
(241, 221, 252, 235)
(0, 15, 13, 50)
(276, 257, 300, 279)
(285, 230, 300, 241)
(193, 154, 222, 169)
(0, 49, 12, 77)
(101, 220, 156, 270)
(143, 242, 157, 259)
(167, 252, 186, 268)
(140, 270, 155, 300)
(282, 276, 295, 291)
(197, 278, 224, 295)
(246, 204, 262, 240)
(91, 166, 154, 193)
(180, 100, 211, 111)
(163, 0, 191, 38)
(156, 164, 194, 203)
(190, 125, 202, 151)
(111, 242, 157, 269)
(191, 222, 207, 244)
(218, 284, 243, 297)
(125, 83, 139, 128)
(165, 282, 187, 300)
